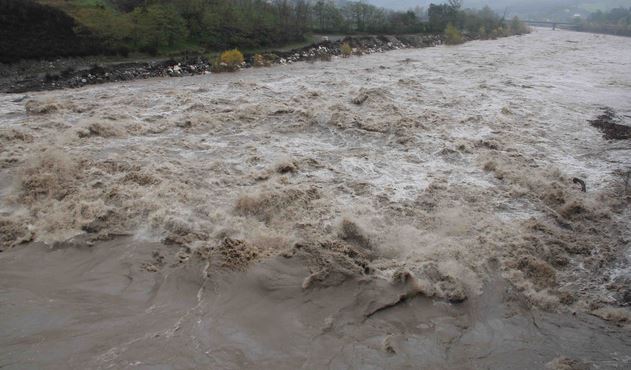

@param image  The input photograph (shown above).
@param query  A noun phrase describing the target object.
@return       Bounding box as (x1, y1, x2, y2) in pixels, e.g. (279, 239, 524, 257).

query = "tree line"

(76, 0, 431, 53)
(78, 0, 526, 53)
(574, 7, 631, 37)
(1, 0, 527, 62)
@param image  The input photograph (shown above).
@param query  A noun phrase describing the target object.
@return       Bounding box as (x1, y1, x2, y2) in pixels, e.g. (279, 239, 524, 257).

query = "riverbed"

(1, 28, 630, 369)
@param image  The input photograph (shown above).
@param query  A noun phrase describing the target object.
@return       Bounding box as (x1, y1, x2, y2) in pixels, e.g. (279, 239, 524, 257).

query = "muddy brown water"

(1, 29, 631, 369)
(1, 237, 630, 369)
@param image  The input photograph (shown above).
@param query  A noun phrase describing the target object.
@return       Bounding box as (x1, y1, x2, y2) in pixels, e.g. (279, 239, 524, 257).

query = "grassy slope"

(38, 0, 111, 11)
(35, 1, 202, 58)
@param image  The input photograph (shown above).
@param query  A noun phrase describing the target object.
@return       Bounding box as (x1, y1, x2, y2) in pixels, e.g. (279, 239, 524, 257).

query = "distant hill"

(365, 0, 631, 19)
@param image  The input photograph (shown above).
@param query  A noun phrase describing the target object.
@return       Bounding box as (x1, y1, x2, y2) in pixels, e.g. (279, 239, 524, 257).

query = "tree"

(294, 0, 310, 36)
(313, 0, 326, 31)
(510, 16, 528, 35)
(5, 0, 526, 60)
(131, 4, 188, 49)
(74, 7, 134, 48)
(428, 3, 453, 32)
(110, 0, 144, 12)
(172, 0, 205, 39)
(444, 22, 463, 45)
(448, 0, 462, 11)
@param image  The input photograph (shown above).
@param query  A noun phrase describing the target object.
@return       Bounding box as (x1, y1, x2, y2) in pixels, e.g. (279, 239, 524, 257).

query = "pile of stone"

(2, 34, 450, 93)
(252, 34, 446, 66)
(4, 58, 213, 93)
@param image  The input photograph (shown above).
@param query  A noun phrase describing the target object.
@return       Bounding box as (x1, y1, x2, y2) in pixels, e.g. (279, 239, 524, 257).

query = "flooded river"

(1, 28, 630, 369)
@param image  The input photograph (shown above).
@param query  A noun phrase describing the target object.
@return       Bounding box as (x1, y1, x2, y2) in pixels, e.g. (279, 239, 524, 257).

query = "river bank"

(1, 34, 445, 94)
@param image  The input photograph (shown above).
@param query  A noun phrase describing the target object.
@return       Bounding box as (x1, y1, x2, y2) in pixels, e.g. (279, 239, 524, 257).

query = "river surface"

(1, 28, 630, 369)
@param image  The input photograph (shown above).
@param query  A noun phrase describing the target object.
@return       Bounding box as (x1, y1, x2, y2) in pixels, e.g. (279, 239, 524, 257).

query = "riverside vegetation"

(574, 6, 631, 37)
(0, 0, 529, 63)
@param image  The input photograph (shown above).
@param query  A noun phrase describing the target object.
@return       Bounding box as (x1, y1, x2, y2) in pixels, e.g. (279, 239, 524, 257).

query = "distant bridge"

(523, 20, 579, 30)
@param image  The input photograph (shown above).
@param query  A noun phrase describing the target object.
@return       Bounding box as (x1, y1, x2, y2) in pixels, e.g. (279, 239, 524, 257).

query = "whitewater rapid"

(1, 28, 630, 369)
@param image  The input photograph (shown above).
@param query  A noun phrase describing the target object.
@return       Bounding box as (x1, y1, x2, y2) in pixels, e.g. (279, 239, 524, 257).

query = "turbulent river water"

(1, 28, 631, 369)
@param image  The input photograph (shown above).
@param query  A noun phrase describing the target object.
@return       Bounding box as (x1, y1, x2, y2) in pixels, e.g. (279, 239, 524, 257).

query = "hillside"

(3, 0, 528, 63)
(366, 0, 631, 19)
(0, 0, 102, 63)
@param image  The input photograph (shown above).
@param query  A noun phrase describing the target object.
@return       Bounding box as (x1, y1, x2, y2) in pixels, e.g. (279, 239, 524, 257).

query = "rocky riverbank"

(0, 34, 447, 94)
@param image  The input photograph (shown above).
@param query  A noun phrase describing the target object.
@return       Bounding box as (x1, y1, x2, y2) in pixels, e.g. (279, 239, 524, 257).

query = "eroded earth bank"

(1, 29, 631, 369)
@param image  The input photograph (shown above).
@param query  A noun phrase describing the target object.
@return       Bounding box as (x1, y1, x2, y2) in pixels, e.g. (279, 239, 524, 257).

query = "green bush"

(212, 49, 244, 72)
(340, 42, 352, 57)
(478, 25, 487, 39)
(510, 16, 530, 35)
(220, 49, 244, 66)
(444, 23, 464, 45)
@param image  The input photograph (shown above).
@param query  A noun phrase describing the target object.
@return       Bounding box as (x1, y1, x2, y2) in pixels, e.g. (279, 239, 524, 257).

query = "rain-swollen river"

(1, 28, 630, 369)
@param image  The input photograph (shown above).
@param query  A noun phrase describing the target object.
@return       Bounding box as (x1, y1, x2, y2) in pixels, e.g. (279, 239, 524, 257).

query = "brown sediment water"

(1, 29, 630, 369)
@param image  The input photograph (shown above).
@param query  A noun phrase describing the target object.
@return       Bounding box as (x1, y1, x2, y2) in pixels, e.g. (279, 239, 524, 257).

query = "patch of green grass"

(157, 40, 205, 57)
(240, 35, 316, 54)
(37, 0, 114, 18)
(39, 0, 111, 9)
